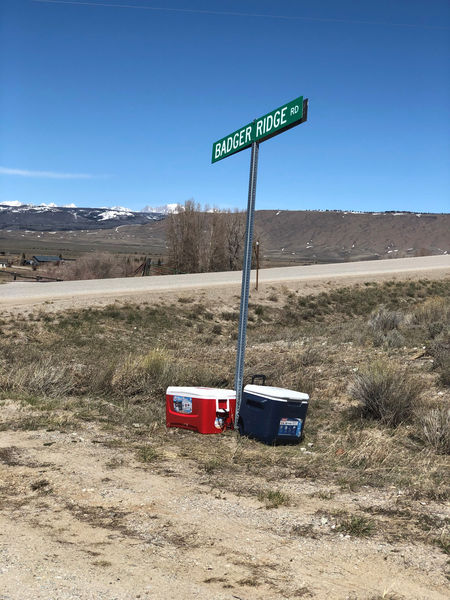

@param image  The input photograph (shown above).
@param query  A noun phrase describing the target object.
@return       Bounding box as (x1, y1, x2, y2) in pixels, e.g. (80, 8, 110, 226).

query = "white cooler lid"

(166, 386, 236, 399)
(244, 384, 309, 402)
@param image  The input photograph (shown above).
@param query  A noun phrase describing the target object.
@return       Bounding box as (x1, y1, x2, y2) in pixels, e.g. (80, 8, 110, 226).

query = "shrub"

(419, 406, 450, 454)
(368, 307, 404, 334)
(299, 347, 321, 367)
(414, 297, 449, 326)
(348, 362, 421, 427)
(59, 253, 115, 280)
(384, 329, 405, 348)
(428, 339, 450, 387)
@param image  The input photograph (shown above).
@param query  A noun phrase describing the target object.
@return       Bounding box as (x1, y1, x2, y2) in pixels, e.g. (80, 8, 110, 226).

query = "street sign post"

(212, 96, 308, 428)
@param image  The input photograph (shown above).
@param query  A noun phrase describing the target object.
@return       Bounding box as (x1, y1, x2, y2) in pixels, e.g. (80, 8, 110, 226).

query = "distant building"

(32, 255, 62, 266)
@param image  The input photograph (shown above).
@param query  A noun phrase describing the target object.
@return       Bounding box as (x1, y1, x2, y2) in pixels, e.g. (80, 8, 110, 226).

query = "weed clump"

(337, 515, 375, 537)
(418, 406, 450, 454)
(257, 489, 290, 509)
(348, 362, 421, 427)
(137, 445, 158, 463)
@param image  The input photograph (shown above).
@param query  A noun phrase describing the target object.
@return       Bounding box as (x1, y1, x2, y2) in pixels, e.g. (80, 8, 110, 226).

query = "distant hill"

(254, 210, 450, 262)
(0, 203, 164, 231)
(0, 204, 448, 263)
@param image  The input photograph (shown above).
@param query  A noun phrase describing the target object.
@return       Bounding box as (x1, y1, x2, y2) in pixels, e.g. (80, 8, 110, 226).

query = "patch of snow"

(64, 203, 77, 208)
(142, 203, 182, 214)
(0, 200, 23, 207)
(109, 205, 134, 212)
(275, 211, 281, 216)
(29, 205, 55, 212)
(97, 209, 134, 221)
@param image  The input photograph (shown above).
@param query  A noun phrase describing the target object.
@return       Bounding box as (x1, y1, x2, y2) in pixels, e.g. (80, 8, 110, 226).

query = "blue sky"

(1, 0, 449, 213)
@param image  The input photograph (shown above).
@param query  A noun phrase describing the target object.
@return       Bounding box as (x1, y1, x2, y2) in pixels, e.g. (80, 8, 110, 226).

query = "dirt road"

(1, 255, 449, 311)
(0, 408, 447, 600)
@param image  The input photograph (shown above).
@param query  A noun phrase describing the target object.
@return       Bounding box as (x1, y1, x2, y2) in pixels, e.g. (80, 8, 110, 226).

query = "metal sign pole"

(255, 241, 260, 291)
(234, 140, 259, 428)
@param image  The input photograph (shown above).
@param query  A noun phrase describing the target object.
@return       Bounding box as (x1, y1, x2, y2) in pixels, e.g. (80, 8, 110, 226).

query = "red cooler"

(166, 386, 236, 434)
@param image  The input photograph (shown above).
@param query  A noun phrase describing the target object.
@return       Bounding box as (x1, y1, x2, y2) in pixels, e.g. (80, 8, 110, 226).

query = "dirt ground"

(0, 399, 448, 600)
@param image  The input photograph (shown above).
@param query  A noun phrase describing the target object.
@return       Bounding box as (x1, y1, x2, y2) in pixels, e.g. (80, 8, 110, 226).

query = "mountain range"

(0, 202, 164, 231)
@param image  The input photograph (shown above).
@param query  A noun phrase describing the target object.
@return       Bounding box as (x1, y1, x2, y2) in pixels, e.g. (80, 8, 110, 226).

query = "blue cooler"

(239, 377, 309, 445)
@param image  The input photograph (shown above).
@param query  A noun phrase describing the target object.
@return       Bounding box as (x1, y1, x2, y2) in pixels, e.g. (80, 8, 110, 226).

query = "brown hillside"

(254, 210, 450, 264)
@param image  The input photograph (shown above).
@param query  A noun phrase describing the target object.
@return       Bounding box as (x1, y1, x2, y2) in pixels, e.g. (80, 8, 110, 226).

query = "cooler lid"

(166, 386, 236, 399)
(244, 384, 309, 402)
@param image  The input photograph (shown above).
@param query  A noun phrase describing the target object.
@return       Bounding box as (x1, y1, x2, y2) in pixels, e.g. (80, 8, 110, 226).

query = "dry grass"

(418, 406, 450, 454)
(0, 278, 449, 509)
(0, 359, 78, 398)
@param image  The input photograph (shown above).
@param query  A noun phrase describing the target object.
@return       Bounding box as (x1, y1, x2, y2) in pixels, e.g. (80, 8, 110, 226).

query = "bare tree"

(167, 201, 246, 273)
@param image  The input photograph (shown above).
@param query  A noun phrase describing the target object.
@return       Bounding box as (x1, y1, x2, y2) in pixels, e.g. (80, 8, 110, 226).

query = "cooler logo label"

(278, 417, 302, 437)
(173, 396, 192, 414)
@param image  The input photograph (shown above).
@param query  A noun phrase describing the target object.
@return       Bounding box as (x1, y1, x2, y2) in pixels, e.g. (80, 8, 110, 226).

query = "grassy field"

(1, 278, 449, 577)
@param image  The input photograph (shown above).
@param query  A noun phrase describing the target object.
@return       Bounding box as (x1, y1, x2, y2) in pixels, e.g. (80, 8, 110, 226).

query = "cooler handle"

(251, 374, 267, 385)
(246, 397, 267, 409)
(216, 398, 230, 413)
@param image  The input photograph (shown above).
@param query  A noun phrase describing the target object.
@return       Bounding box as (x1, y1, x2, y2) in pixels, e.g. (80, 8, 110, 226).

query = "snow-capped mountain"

(0, 202, 166, 231)
(141, 203, 183, 214)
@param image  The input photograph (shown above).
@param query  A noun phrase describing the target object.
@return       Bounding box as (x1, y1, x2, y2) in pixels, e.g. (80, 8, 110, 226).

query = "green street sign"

(212, 96, 306, 163)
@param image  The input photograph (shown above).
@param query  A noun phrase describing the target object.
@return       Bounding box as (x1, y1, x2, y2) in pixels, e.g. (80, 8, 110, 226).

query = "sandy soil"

(0, 401, 448, 600)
